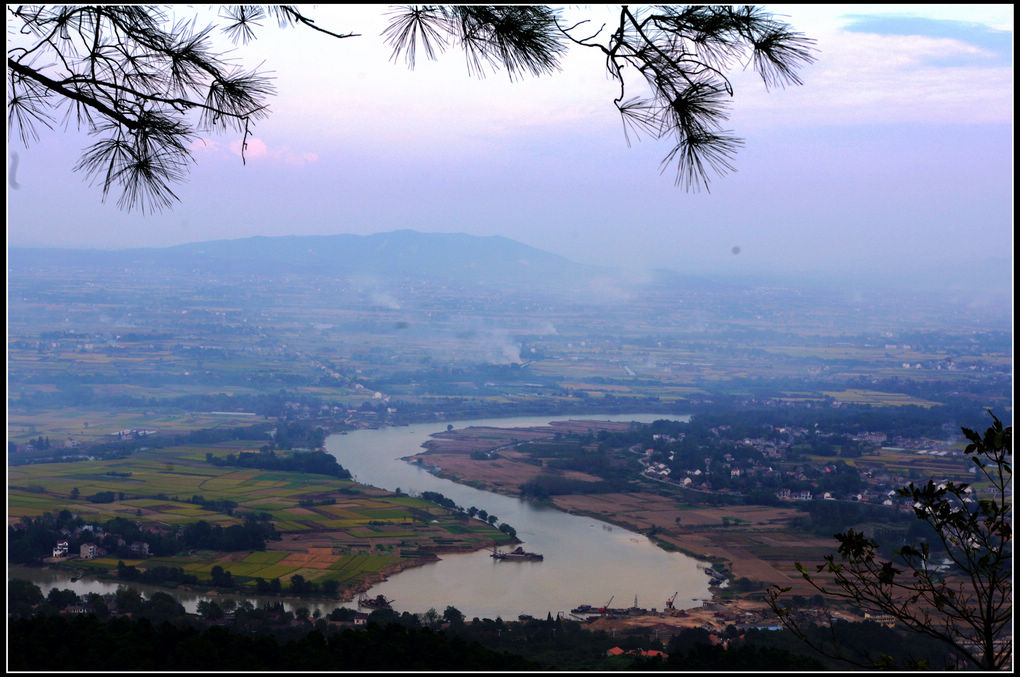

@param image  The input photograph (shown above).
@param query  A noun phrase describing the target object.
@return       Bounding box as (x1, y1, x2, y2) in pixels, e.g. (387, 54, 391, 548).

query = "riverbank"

(404, 422, 837, 609)
(265, 530, 502, 604)
(326, 414, 715, 622)
(7, 441, 517, 612)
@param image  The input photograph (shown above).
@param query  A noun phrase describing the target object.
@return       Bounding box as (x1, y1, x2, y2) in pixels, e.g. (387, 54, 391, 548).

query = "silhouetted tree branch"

(385, 5, 816, 192)
(7, 4, 353, 212)
(8, 5, 815, 211)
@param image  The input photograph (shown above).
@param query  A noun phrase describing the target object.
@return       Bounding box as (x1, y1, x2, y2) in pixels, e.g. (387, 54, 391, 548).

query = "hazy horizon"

(6, 5, 1013, 293)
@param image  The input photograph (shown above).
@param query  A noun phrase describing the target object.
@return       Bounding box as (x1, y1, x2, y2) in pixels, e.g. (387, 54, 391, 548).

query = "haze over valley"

(6, 3, 1013, 670)
(10, 229, 1010, 447)
(8, 232, 1012, 670)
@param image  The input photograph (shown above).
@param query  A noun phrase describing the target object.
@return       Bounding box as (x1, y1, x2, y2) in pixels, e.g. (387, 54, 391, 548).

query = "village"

(636, 423, 974, 509)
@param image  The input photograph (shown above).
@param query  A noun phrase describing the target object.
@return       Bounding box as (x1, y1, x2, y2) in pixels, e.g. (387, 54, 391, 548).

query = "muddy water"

(330, 413, 711, 621)
(13, 413, 711, 621)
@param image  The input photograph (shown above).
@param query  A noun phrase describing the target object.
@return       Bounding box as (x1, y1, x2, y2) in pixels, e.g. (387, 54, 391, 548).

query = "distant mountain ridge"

(8, 230, 610, 288)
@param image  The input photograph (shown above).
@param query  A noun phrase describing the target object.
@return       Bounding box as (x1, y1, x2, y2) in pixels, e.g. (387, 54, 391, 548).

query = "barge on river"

(491, 545, 544, 562)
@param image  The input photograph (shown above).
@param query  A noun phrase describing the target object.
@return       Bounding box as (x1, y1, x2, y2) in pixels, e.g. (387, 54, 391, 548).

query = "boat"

(491, 545, 543, 561)
(358, 594, 392, 609)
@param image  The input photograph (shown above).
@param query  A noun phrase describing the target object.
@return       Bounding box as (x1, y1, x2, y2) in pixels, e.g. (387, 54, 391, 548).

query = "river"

(327, 413, 710, 621)
(12, 412, 711, 620)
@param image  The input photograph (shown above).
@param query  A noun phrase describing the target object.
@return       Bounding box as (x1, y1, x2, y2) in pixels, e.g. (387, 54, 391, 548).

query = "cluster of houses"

(272, 396, 399, 428)
(51, 539, 149, 561)
(49, 523, 151, 562)
(638, 426, 966, 509)
(110, 428, 159, 440)
(51, 540, 105, 560)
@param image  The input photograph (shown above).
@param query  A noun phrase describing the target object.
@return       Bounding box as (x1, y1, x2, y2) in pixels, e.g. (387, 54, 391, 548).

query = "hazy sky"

(5, 4, 1014, 287)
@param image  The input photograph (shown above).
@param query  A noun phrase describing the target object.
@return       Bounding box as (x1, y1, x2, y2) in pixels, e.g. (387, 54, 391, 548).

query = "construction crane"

(599, 595, 614, 614)
(665, 592, 678, 610)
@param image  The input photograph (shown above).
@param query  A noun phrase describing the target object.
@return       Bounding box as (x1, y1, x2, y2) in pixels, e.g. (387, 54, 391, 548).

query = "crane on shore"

(665, 592, 678, 610)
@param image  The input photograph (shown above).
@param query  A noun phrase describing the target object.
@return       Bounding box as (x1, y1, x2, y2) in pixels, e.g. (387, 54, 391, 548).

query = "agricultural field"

(78, 548, 406, 594)
(821, 389, 942, 407)
(847, 446, 979, 488)
(8, 441, 514, 599)
(7, 407, 269, 448)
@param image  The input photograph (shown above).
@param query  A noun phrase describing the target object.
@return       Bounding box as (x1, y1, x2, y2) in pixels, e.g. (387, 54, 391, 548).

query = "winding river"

(12, 413, 712, 620)
(327, 413, 710, 621)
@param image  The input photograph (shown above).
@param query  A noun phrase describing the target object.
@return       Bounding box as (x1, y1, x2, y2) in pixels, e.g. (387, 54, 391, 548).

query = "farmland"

(7, 235, 1011, 626)
(8, 440, 514, 600)
(8, 242, 1012, 457)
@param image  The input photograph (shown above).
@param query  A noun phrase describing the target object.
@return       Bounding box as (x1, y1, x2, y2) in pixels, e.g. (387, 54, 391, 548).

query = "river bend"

(328, 413, 710, 620)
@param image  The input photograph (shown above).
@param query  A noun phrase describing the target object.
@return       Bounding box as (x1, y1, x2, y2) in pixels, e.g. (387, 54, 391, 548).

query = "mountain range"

(8, 229, 743, 294)
(8, 229, 1008, 303)
(8, 230, 607, 287)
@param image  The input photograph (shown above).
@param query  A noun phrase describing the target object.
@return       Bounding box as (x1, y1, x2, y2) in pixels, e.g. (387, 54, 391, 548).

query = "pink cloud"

(225, 137, 318, 166)
(229, 137, 268, 159)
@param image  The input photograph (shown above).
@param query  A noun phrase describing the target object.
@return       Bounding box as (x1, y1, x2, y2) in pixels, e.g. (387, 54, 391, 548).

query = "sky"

(5, 4, 1014, 291)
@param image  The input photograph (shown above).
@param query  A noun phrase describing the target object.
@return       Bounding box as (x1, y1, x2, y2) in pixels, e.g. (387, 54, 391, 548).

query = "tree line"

(205, 449, 350, 479)
(8, 511, 278, 566)
(10, 576, 961, 670)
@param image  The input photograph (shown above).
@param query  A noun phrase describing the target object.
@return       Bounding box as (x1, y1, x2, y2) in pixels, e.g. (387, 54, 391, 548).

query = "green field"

(8, 441, 511, 598)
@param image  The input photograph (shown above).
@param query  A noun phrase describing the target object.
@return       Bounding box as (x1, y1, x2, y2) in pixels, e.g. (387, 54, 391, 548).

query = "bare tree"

(766, 411, 1012, 670)
(8, 5, 815, 212)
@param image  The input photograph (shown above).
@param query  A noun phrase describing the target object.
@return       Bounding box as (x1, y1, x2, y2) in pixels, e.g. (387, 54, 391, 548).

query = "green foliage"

(116, 560, 199, 586)
(8, 578, 45, 618)
(197, 600, 225, 621)
(180, 517, 277, 552)
(8, 510, 84, 564)
(10, 579, 957, 670)
(206, 449, 350, 479)
(8, 613, 540, 670)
